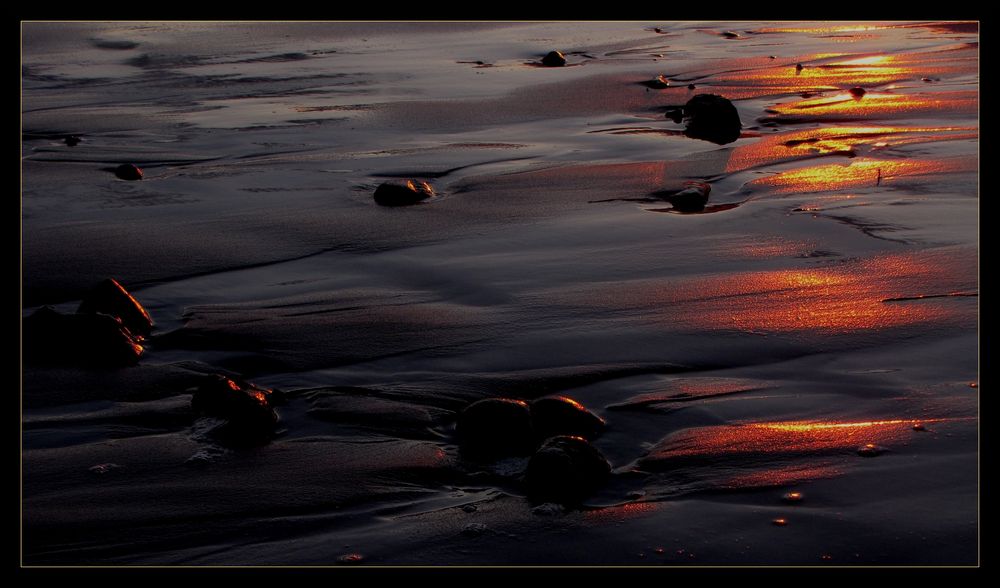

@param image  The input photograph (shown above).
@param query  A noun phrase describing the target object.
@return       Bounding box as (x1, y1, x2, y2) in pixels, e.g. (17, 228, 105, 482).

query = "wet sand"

(22, 21, 978, 565)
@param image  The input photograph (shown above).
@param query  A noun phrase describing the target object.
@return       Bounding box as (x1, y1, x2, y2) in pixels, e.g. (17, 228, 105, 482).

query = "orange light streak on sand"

(764, 91, 978, 121)
(748, 157, 973, 194)
(726, 126, 977, 173)
(645, 417, 965, 463)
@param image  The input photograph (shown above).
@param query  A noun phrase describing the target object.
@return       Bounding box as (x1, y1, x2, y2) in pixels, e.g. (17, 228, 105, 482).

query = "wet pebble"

(373, 179, 434, 206)
(88, 463, 123, 475)
(849, 87, 866, 98)
(667, 181, 712, 212)
(461, 504, 478, 513)
(721, 31, 740, 39)
(795, 63, 804, 72)
(114, 163, 143, 180)
(772, 518, 788, 526)
(912, 423, 927, 432)
(524, 435, 612, 503)
(857, 443, 886, 457)
(641, 75, 670, 89)
(541, 51, 567, 67)
(65, 135, 81, 146)
(782, 491, 804, 503)
(462, 522, 488, 537)
(337, 553, 364, 564)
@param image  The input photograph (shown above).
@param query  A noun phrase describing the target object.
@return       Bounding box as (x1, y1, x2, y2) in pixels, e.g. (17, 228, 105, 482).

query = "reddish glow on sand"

(584, 501, 661, 522)
(748, 157, 972, 194)
(726, 126, 977, 173)
(646, 418, 960, 463)
(764, 91, 978, 121)
(719, 463, 841, 489)
(227, 379, 241, 391)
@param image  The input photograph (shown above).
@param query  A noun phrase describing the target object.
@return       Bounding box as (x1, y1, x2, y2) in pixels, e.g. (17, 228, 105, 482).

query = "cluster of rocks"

(457, 395, 611, 504)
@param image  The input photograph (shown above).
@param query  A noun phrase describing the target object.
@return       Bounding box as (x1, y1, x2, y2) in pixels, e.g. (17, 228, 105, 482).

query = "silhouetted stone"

(114, 164, 143, 180)
(457, 398, 535, 457)
(668, 181, 712, 212)
(541, 51, 567, 67)
(681, 93, 742, 145)
(373, 180, 435, 207)
(530, 396, 606, 440)
(65, 135, 81, 147)
(78, 278, 153, 338)
(849, 86, 866, 98)
(721, 31, 740, 39)
(640, 75, 670, 89)
(192, 375, 278, 443)
(524, 435, 612, 503)
(23, 306, 143, 367)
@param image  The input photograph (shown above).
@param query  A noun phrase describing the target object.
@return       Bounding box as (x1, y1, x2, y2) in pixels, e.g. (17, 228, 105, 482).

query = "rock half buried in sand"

(192, 375, 278, 443)
(373, 180, 435, 207)
(530, 396, 606, 440)
(849, 86, 866, 98)
(23, 306, 143, 367)
(114, 163, 143, 180)
(457, 397, 535, 457)
(682, 94, 742, 145)
(524, 435, 612, 503)
(541, 51, 567, 67)
(640, 75, 670, 89)
(668, 181, 712, 212)
(77, 278, 153, 338)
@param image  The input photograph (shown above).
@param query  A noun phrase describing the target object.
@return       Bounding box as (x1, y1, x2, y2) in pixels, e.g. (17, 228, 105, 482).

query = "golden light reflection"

(583, 501, 661, 522)
(726, 126, 977, 173)
(764, 91, 978, 122)
(647, 417, 963, 463)
(748, 156, 973, 194)
(719, 464, 840, 489)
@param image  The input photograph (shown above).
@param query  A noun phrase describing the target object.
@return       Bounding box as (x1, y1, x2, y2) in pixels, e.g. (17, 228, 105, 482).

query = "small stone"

(89, 463, 123, 475)
(524, 435, 612, 504)
(856, 443, 886, 457)
(78, 278, 153, 338)
(640, 75, 670, 89)
(772, 518, 788, 526)
(688, 84, 696, 90)
(192, 375, 278, 444)
(461, 504, 478, 513)
(373, 180, 434, 206)
(457, 398, 535, 458)
(969, 382, 978, 388)
(768, 55, 777, 59)
(721, 31, 740, 39)
(462, 522, 488, 537)
(337, 553, 364, 564)
(654, 547, 665, 554)
(921, 77, 934, 83)
(667, 181, 712, 212)
(65, 135, 81, 146)
(782, 491, 804, 503)
(795, 63, 804, 72)
(531, 502, 565, 516)
(541, 51, 567, 67)
(912, 423, 927, 432)
(114, 163, 143, 180)
(849, 87, 866, 98)
(530, 396, 606, 440)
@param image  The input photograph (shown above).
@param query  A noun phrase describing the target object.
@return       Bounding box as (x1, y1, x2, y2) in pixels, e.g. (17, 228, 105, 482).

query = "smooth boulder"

(114, 164, 143, 180)
(191, 375, 278, 444)
(530, 396, 606, 440)
(23, 306, 143, 367)
(457, 397, 535, 457)
(541, 51, 567, 67)
(524, 435, 612, 503)
(681, 94, 742, 145)
(373, 180, 435, 206)
(78, 278, 153, 338)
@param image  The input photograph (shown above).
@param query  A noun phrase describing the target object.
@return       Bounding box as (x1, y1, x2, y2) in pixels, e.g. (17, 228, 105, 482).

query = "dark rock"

(530, 396, 606, 440)
(795, 63, 804, 72)
(856, 443, 886, 457)
(524, 435, 611, 503)
(114, 163, 143, 180)
(77, 278, 153, 338)
(65, 135, 81, 146)
(192, 375, 278, 443)
(640, 75, 670, 89)
(668, 181, 712, 212)
(664, 106, 684, 124)
(457, 398, 535, 457)
(373, 180, 435, 207)
(688, 84, 696, 90)
(721, 31, 740, 39)
(849, 86, 866, 98)
(23, 306, 143, 367)
(541, 51, 567, 67)
(682, 94, 742, 144)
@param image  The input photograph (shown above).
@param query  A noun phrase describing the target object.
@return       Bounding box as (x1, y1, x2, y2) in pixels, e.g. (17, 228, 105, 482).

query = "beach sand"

(22, 21, 978, 565)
